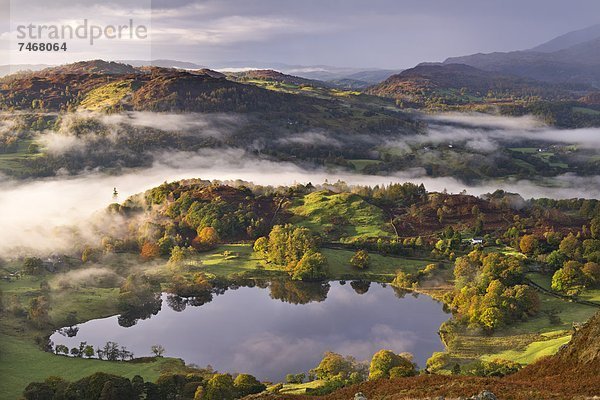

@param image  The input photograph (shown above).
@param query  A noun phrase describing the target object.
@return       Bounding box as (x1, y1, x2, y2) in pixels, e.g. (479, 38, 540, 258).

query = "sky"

(1, 0, 600, 69)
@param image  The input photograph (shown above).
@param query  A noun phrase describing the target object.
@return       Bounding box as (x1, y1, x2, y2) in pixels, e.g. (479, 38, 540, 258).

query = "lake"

(50, 281, 449, 381)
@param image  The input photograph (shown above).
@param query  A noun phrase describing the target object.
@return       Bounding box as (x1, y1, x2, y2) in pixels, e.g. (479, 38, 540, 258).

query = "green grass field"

(0, 334, 184, 400)
(289, 191, 392, 241)
(482, 330, 571, 364)
(528, 272, 600, 304)
(173, 244, 432, 283)
(322, 248, 431, 281)
(174, 244, 286, 279)
(348, 159, 382, 171)
(572, 106, 600, 115)
(0, 139, 43, 175)
(445, 288, 597, 366)
(274, 379, 326, 395)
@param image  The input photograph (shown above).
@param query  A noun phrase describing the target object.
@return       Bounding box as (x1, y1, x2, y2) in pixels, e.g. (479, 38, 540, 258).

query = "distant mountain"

(343, 69, 403, 84)
(327, 69, 403, 89)
(289, 67, 401, 85)
(212, 61, 400, 85)
(531, 23, 600, 52)
(327, 78, 371, 89)
(444, 24, 600, 86)
(0, 64, 51, 77)
(366, 63, 579, 106)
(118, 59, 206, 69)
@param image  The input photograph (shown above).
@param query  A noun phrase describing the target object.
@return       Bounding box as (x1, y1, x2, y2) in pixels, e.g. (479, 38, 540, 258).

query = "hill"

(229, 69, 333, 88)
(366, 63, 579, 107)
(510, 310, 600, 393)
(0, 61, 324, 113)
(531, 23, 600, 53)
(444, 25, 600, 86)
(0, 64, 50, 77)
(44, 60, 138, 75)
(118, 59, 206, 69)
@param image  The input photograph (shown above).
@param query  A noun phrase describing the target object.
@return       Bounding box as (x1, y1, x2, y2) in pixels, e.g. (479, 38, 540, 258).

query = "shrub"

(350, 250, 370, 269)
(368, 350, 417, 380)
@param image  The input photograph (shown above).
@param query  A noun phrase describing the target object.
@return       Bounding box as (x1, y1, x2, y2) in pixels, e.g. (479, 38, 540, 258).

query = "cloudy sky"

(1, 0, 600, 69)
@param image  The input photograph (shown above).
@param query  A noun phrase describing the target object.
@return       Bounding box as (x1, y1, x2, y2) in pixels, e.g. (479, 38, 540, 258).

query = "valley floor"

(2, 244, 599, 398)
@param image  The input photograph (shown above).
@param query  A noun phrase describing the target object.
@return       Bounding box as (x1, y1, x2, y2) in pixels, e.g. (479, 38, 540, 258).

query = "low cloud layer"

(38, 111, 244, 155)
(1, 147, 598, 257)
(422, 113, 600, 151)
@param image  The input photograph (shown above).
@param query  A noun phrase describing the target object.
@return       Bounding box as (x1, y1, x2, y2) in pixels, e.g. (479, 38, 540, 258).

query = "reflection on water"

(51, 280, 449, 381)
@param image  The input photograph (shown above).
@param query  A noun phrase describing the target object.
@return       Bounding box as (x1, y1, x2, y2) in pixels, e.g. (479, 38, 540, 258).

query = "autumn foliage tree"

(450, 250, 539, 331)
(192, 227, 220, 251)
(140, 242, 160, 260)
(519, 234, 539, 255)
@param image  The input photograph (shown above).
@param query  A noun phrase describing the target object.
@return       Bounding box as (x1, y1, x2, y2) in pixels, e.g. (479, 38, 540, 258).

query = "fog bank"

(1, 148, 598, 257)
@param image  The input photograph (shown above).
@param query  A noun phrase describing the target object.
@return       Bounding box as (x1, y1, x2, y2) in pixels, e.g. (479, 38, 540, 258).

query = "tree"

(151, 344, 166, 357)
(453, 255, 479, 288)
(140, 242, 160, 260)
(203, 373, 236, 400)
(582, 262, 600, 287)
(157, 235, 177, 256)
(28, 296, 50, 328)
(546, 250, 566, 271)
(291, 251, 328, 281)
(285, 373, 305, 384)
(551, 261, 585, 295)
(313, 352, 357, 380)
(519, 235, 538, 255)
(350, 250, 370, 270)
(168, 246, 194, 265)
(590, 217, 600, 239)
(194, 385, 204, 400)
(194, 386, 205, 400)
(23, 382, 54, 400)
(253, 236, 268, 256)
(368, 350, 417, 380)
(234, 373, 266, 396)
(83, 345, 95, 358)
(193, 227, 220, 250)
(101, 342, 121, 361)
(81, 247, 100, 263)
(131, 375, 145, 398)
(264, 224, 318, 267)
(559, 233, 580, 259)
(425, 352, 450, 373)
(479, 306, 505, 331)
(23, 257, 44, 275)
(392, 271, 416, 288)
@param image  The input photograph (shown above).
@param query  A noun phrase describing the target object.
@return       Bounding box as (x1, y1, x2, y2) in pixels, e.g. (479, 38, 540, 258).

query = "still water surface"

(51, 281, 449, 381)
